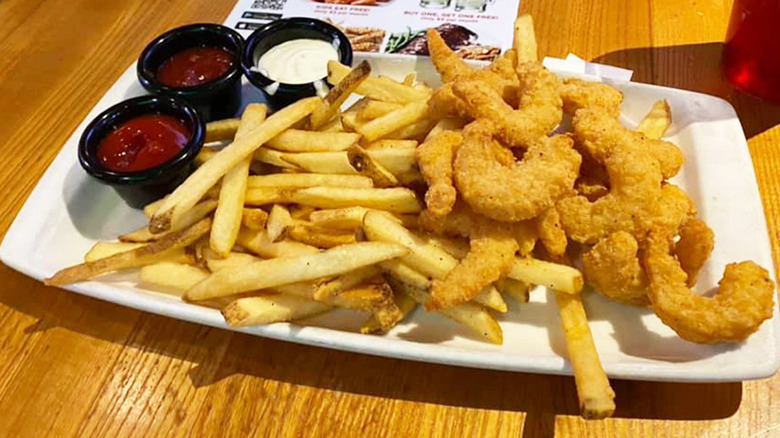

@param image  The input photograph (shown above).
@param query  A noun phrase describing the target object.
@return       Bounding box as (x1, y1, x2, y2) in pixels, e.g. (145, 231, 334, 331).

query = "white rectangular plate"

(2, 53, 778, 382)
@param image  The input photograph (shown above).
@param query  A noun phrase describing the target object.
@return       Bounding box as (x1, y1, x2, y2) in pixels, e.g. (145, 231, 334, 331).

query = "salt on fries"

(44, 12, 771, 421)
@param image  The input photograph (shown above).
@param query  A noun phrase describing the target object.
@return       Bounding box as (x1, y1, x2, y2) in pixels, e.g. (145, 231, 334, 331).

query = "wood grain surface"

(1, 0, 779, 436)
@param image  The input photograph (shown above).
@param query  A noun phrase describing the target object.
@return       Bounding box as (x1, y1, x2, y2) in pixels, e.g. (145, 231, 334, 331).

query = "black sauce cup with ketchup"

(137, 23, 244, 121)
(241, 18, 353, 110)
(78, 95, 205, 208)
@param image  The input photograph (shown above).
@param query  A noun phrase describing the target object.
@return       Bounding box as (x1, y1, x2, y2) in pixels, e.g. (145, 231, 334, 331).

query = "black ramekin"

(78, 95, 205, 208)
(137, 23, 244, 121)
(241, 17, 353, 110)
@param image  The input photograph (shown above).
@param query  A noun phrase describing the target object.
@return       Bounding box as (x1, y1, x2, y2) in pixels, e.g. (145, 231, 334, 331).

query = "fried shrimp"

(573, 108, 683, 179)
(426, 28, 473, 82)
(560, 79, 623, 118)
(582, 231, 650, 307)
(428, 220, 519, 311)
(536, 207, 568, 257)
(416, 131, 463, 216)
(558, 144, 692, 245)
(674, 218, 715, 287)
(644, 230, 775, 343)
(451, 63, 562, 148)
(427, 29, 520, 118)
(454, 120, 581, 222)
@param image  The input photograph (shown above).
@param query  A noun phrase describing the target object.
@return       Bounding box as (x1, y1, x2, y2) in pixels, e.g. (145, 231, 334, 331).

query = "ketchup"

(98, 114, 190, 172)
(156, 46, 233, 88)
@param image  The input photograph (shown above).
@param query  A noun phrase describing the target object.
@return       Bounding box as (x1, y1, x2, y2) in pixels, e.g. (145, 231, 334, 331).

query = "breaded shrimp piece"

(427, 30, 519, 118)
(419, 202, 538, 256)
(573, 108, 683, 179)
(674, 218, 715, 287)
(454, 120, 581, 222)
(644, 230, 775, 343)
(419, 202, 475, 238)
(536, 207, 568, 257)
(427, 220, 519, 311)
(560, 79, 623, 118)
(416, 131, 463, 216)
(582, 231, 650, 307)
(451, 62, 562, 148)
(557, 132, 692, 245)
(427, 28, 473, 82)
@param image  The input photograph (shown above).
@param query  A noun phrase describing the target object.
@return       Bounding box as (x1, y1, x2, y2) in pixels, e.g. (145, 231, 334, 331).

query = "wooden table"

(1, 0, 778, 436)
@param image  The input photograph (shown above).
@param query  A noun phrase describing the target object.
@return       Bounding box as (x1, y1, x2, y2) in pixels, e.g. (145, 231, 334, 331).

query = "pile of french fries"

(40, 15, 678, 419)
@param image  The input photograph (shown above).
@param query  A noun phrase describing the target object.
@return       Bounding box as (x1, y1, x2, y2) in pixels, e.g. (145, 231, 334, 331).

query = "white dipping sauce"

(257, 39, 339, 84)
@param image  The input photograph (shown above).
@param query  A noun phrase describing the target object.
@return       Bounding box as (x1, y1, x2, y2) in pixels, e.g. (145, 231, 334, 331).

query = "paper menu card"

(224, 0, 522, 60)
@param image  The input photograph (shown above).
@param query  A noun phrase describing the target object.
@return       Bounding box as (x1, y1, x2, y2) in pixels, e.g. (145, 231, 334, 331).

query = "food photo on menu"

(2, 0, 778, 432)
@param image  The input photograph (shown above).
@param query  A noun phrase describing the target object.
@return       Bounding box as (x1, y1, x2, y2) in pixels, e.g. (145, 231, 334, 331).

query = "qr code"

(251, 0, 285, 10)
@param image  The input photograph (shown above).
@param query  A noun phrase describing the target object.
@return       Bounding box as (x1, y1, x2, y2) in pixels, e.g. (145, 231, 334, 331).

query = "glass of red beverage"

(723, 0, 780, 103)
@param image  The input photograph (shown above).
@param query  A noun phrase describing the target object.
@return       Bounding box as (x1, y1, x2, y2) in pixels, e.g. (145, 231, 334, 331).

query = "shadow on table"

(0, 274, 743, 438)
(591, 42, 780, 139)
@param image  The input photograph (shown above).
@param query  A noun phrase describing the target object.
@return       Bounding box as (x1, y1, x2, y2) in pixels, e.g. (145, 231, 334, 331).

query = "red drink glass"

(723, 0, 780, 102)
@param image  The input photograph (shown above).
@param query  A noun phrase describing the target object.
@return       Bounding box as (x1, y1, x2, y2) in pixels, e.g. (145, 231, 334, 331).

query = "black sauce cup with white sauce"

(240, 18, 353, 110)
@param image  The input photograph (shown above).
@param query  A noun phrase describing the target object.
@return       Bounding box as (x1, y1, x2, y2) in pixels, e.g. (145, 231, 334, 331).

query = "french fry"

(242, 208, 269, 230)
(357, 100, 429, 142)
(267, 204, 294, 242)
(124, 199, 217, 243)
(402, 72, 416, 86)
(281, 148, 417, 177)
(290, 187, 422, 213)
(289, 205, 315, 220)
(327, 61, 431, 103)
(341, 110, 365, 133)
(139, 262, 209, 292)
(205, 252, 261, 272)
(363, 212, 504, 311)
(555, 292, 616, 419)
(474, 285, 508, 313)
(253, 148, 301, 169)
(150, 97, 320, 233)
(144, 197, 167, 219)
(514, 14, 538, 63)
(318, 116, 344, 132)
(195, 147, 218, 166)
(211, 104, 268, 257)
(347, 144, 399, 187)
(46, 218, 212, 286)
(357, 100, 403, 120)
(336, 281, 402, 330)
(364, 210, 456, 279)
(244, 187, 293, 206)
(205, 118, 241, 143)
(390, 278, 502, 344)
(247, 173, 373, 189)
(236, 228, 319, 258)
(313, 265, 381, 300)
(508, 257, 584, 294)
(496, 277, 530, 303)
(267, 130, 361, 152)
(385, 118, 436, 141)
(636, 100, 672, 140)
(84, 242, 144, 262)
(311, 60, 371, 129)
(378, 259, 430, 289)
(222, 294, 330, 327)
(363, 139, 418, 149)
(309, 206, 372, 229)
(184, 242, 409, 301)
(287, 222, 357, 248)
(360, 290, 416, 334)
